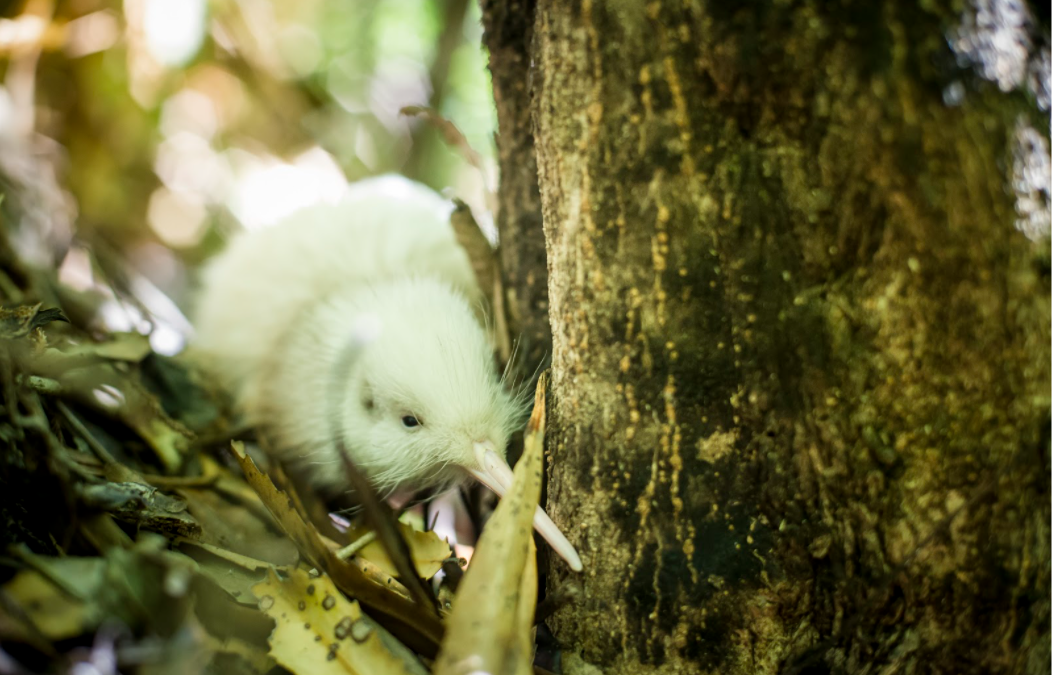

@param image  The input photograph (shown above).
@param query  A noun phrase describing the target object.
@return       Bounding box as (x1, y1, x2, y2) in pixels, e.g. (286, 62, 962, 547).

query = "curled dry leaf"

(252, 567, 429, 675)
(0, 303, 67, 339)
(449, 200, 497, 299)
(77, 480, 201, 538)
(231, 441, 445, 655)
(398, 106, 487, 181)
(433, 374, 548, 675)
(448, 201, 511, 363)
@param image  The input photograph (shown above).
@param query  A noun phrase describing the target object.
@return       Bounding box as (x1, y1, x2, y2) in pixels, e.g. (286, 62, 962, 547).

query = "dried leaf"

(449, 200, 497, 298)
(175, 539, 274, 606)
(448, 202, 511, 362)
(113, 376, 195, 471)
(433, 376, 547, 675)
(253, 567, 429, 675)
(78, 480, 201, 538)
(231, 441, 445, 655)
(1, 565, 101, 640)
(399, 107, 486, 180)
(345, 521, 451, 579)
(190, 573, 276, 647)
(0, 303, 67, 340)
(178, 485, 300, 567)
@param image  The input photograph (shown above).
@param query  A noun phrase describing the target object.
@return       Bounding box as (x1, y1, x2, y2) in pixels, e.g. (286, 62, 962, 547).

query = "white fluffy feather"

(192, 178, 521, 494)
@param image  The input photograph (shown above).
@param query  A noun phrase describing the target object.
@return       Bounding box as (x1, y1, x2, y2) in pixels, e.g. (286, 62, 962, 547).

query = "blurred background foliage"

(0, 0, 496, 346)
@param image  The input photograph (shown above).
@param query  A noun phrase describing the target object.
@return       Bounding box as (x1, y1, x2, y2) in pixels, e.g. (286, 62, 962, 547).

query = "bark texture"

(490, 1, 1051, 674)
(482, 0, 552, 372)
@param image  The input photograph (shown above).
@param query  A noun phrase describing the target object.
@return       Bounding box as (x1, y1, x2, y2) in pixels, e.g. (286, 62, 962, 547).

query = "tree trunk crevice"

(488, 2, 1050, 673)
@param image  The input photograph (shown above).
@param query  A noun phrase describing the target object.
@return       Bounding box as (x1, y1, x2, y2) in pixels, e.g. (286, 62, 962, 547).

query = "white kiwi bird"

(191, 176, 582, 572)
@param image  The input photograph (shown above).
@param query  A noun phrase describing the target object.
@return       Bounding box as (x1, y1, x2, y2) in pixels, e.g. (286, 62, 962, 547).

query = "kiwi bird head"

(337, 278, 582, 571)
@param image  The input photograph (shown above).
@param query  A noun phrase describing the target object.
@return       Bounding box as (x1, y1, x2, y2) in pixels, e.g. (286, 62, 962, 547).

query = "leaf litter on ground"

(1, 214, 557, 675)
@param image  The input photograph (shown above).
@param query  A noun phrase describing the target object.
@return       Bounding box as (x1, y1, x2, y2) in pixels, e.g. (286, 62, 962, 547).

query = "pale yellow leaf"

(1, 568, 98, 640)
(252, 568, 428, 675)
(344, 522, 451, 579)
(433, 376, 546, 675)
(231, 442, 445, 653)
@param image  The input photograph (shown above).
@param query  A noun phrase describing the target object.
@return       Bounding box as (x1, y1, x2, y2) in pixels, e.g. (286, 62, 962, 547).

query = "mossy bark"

(486, 1, 1051, 674)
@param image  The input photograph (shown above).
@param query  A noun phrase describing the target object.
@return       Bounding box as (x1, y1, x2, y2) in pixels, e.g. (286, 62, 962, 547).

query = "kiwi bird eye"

(401, 415, 421, 428)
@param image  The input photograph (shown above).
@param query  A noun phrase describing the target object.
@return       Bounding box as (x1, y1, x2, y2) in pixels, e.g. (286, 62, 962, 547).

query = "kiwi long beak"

(469, 442, 583, 572)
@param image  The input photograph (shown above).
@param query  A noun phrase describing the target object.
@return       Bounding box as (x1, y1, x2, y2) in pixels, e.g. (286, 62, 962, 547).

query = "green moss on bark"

(495, 1, 1052, 673)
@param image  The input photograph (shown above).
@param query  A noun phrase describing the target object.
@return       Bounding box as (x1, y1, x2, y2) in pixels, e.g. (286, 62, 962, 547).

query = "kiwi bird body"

(192, 177, 582, 571)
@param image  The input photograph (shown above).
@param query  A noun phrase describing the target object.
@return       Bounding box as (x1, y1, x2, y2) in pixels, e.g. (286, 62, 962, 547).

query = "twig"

(400, 105, 495, 212)
(402, 0, 470, 181)
(138, 469, 218, 489)
(336, 531, 378, 560)
(20, 374, 62, 394)
(400, 106, 485, 175)
(56, 400, 117, 465)
(328, 333, 442, 616)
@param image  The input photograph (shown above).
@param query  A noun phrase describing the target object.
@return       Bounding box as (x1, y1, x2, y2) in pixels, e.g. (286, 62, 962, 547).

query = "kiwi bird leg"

(470, 442, 584, 572)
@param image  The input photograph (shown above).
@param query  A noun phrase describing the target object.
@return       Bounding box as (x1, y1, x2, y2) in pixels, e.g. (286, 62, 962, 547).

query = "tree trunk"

(487, 1, 1051, 674)
(482, 0, 552, 373)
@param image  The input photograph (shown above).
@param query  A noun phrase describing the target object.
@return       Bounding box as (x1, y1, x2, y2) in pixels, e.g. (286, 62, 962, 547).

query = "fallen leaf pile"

(0, 223, 556, 674)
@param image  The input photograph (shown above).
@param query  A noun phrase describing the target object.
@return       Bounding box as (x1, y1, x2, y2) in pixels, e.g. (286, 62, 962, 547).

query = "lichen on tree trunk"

(486, 1, 1051, 674)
